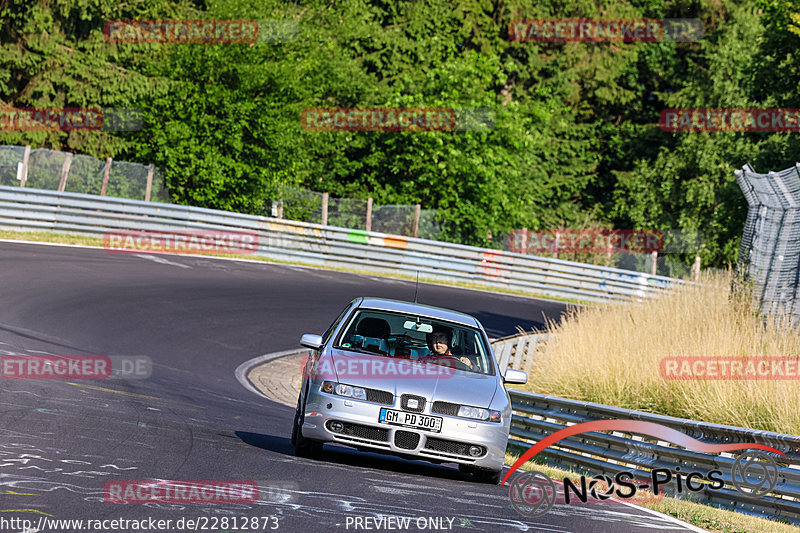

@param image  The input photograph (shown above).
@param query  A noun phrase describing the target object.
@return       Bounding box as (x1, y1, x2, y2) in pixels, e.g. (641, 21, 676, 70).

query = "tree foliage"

(1, 0, 799, 264)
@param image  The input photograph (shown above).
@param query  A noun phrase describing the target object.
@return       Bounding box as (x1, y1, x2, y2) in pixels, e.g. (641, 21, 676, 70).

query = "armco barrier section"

(506, 389, 800, 524)
(0, 185, 684, 303)
(493, 333, 549, 371)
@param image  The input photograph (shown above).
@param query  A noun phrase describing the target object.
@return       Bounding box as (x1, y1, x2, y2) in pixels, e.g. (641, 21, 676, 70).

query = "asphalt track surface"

(0, 241, 703, 533)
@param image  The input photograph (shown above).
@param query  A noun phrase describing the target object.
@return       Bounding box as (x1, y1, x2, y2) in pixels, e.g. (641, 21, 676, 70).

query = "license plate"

(378, 408, 442, 433)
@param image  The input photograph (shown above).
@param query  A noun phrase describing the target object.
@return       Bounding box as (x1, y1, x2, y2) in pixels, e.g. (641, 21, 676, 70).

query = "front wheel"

(292, 393, 323, 458)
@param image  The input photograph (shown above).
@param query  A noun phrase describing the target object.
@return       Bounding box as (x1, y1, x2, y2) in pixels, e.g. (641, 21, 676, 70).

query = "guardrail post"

(19, 145, 31, 187)
(513, 338, 528, 370)
(366, 197, 373, 232)
(495, 342, 512, 369)
(651, 251, 658, 275)
(100, 157, 112, 196)
(321, 192, 329, 226)
(58, 153, 73, 192)
(412, 204, 421, 237)
(144, 164, 154, 201)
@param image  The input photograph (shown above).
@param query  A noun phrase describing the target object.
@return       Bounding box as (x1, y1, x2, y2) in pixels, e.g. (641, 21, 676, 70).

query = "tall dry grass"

(524, 271, 800, 434)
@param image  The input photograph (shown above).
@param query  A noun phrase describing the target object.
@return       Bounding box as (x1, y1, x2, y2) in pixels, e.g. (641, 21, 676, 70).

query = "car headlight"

(321, 381, 367, 400)
(457, 405, 502, 423)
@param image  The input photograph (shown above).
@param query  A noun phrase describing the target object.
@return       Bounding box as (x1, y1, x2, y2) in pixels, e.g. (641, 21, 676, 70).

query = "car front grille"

(431, 401, 460, 416)
(424, 437, 484, 457)
(365, 388, 394, 405)
(327, 421, 389, 442)
(400, 394, 425, 412)
(394, 430, 421, 450)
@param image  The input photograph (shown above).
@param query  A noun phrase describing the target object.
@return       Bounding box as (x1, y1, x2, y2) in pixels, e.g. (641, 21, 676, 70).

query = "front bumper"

(301, 393, 507, 471)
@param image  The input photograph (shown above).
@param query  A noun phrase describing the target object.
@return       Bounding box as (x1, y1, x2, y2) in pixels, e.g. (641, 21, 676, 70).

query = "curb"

(234, 348, 306, 401)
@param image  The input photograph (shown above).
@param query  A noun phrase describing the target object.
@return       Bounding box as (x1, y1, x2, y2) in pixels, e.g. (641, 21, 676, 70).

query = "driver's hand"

(458, 356, 473, 369)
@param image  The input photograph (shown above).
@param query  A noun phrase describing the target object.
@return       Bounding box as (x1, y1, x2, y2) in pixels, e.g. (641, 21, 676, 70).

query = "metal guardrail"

(493, 333, 550, 371)
(0, 186, 685, 303)
(491, 333, 800, 523)
(505, 387, 800, 524)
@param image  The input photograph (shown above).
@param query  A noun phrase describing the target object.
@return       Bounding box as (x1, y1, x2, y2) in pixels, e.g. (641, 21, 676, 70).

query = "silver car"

(291, 297, 527, 484)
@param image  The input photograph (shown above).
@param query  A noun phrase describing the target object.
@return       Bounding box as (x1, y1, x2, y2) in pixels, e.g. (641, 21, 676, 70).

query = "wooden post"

(365, 197, 373, 232)
(650, 250, 658, 275)
(692, 255, 701, 281)
(58, 153, 73, 192)
(321, 192, 329, 226)
(19, 145, 31, 187)
(144, 164, 154, 201)
(277, 199, 284, 219)
(100, 157, 112, 196)
(412, 203, 421, 238)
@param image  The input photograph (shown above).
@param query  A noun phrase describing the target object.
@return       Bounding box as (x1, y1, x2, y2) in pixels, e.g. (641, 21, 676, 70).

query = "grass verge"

(522, 270, 800, 434)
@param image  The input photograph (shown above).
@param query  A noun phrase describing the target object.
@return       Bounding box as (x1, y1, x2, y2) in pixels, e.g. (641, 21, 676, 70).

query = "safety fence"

(0, 145, 170, 202)
(272, 185, 440, 240)
(0, 145, 441, 240)
(505, 387, 800, 524)
(0, 185, 686, 303)
(735, 163, 800, 322)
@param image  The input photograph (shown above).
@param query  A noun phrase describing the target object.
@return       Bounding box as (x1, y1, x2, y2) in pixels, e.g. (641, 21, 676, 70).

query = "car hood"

(328, 349, 499, 408)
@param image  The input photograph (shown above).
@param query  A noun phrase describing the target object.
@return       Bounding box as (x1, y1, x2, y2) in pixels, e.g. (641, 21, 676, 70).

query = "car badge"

(407, 399, 419, 409)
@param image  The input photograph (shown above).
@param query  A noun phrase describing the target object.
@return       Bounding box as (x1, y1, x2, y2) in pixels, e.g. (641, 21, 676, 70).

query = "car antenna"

(414, 270, 420, 303)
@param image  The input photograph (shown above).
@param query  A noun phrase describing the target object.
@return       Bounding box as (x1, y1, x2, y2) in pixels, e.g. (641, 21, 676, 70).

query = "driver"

(426, 325, 475, 370)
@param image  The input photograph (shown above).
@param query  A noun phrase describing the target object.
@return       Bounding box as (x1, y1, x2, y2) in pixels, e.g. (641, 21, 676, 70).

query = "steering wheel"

(439, 355, 472, 370)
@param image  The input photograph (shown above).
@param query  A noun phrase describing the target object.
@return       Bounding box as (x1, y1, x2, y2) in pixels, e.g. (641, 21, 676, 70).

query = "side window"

(321, 302, 354, 345)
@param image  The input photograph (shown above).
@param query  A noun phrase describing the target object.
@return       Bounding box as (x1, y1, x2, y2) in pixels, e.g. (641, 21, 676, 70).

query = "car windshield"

(334, 308, 495, 375)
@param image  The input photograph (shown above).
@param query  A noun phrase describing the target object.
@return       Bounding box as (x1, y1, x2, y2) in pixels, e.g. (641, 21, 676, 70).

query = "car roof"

(356, 297, 480, 328)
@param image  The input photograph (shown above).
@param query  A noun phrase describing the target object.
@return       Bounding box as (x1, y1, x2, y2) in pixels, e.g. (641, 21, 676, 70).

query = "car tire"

(460, 464, 502, 485)
(292, 392, 323, 458)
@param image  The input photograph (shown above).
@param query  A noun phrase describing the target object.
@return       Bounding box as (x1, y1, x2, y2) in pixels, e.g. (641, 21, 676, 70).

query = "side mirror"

(503, 369, 528, 385)
(300, 333, 323, 350)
